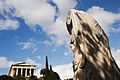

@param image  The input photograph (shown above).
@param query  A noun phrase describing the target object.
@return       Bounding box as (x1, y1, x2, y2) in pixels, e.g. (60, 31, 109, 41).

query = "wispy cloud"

(17, 42, 36, 50)
(64, 52, 69, 56)
(32, 48, 38, 54)
(26, 57, 41, 67)
(0, 19, 19, 30)
(17, 41, 38, 53)
(87, 6, 120, 34)
(36, 56, 41, 60)
(17, 39, 41, 53)
(43, 40, 53, 46)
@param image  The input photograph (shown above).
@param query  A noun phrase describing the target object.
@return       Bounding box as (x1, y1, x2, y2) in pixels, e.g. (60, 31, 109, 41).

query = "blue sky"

(0, 0, 120, 79)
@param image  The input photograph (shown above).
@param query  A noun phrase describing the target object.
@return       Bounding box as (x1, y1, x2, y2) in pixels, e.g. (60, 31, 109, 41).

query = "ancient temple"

(9, 62, 36, 77)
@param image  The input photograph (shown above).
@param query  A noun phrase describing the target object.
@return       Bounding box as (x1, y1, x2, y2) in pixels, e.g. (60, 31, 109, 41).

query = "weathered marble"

(66, 9, 120, 80)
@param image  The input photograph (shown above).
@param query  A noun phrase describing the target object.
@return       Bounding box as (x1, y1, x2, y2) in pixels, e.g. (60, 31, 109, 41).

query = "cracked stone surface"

(66, 9, 120, 80)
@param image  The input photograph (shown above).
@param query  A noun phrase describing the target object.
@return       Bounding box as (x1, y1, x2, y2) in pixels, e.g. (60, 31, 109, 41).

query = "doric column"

(21, 68, 23, 76)
(14, 68, 16, 76)
(33, 69, 35, 76)
(30, 69, 31, 76)
(10, 68, 14, 77)
(16, 68, 18, 76)
(25, 68, 27, 77)
(13, 68, 16, 77)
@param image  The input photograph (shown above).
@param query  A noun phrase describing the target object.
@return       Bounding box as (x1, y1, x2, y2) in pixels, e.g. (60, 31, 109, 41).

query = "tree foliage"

(40, 68, 60, 80)
(0, 75, 13, 80)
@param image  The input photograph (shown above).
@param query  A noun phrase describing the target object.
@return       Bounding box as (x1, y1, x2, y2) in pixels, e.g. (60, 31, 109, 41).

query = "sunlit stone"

(66, 9, 120, 80)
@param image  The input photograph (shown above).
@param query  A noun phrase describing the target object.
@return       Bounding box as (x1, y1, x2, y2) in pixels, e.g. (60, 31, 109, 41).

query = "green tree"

(48, 71, 60, 80)
(40, 56, 60, 80)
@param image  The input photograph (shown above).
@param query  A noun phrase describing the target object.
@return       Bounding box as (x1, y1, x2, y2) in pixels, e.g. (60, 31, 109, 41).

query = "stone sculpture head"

(66, 9, 110, 61)
(66, 9, 120, 80)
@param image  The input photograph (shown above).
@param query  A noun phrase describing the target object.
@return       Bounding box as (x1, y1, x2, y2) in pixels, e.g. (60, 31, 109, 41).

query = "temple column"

(33, 69, 35, 76)
(21, 68, 23, 76)
(25, 68, 27, 77)
(14, 68, 16, 76)
(16, 68, 18, 76)
(13, 68, 16, 77)
(10, 68, 14, 77)
(30, 69, 31, 76)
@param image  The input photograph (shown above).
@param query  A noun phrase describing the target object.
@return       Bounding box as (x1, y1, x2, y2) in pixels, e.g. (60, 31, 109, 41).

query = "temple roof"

(12, 62, 36, 67)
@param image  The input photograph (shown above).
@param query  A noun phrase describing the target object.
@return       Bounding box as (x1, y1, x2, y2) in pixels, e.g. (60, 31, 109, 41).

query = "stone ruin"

(66, 9, 120, 80)
(9, 62, 36, 78)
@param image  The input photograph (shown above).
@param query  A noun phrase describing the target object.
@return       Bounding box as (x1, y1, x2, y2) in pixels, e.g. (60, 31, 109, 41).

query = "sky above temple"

(0, 0, 120, 79)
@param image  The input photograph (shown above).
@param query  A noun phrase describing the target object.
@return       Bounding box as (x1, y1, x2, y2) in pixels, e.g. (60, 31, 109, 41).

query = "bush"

(13, 75, 25, 80)
(0, 75, 13, 80)
(29, 75, 37, 80)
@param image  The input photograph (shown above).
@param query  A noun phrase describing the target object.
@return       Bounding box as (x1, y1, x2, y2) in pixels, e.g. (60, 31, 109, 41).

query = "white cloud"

(87, 6, 120, 34)
(49, 18, 70, 45)
(17, 42, 36, 50)
(36, 69, 41, 78)
(0, 19, 19, 30)
(0, 0, 13, 16)
(36, 56, 41, 60)
(17, 41, 38, 53)
(0, 57, 15, 68)
(64, 42, 73, 56)
(111, 48, 120, 68)
(0, 0, 77, 45)
(47, 0, 77, 45)
(0, 56, 42, 70)
(1, 0, 120, 47)
(32, 48, 38, 54)
(43, 40, 52, 45)
(26, 57, 41, 67)
(64, 52, 69, 56)
(111, 27, 120, 32)
(53, 0, 77, 20)
(1, 0, 76, 46)
(0, 0, 19, 31)
(8, 0, 56, 30)
(53, 63, 73, 80)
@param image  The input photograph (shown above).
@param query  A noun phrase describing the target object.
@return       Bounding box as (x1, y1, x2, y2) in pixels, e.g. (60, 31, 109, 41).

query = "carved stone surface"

(66, 9, 120, 80)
